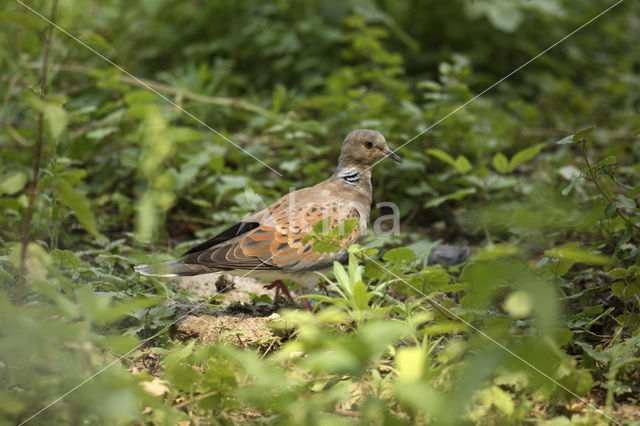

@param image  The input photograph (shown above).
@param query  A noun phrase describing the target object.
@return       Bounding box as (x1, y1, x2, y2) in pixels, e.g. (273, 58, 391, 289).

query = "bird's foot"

(299, 298, 312, 311)
(265, 280, 312, 311)
(266, 280, 296, 306)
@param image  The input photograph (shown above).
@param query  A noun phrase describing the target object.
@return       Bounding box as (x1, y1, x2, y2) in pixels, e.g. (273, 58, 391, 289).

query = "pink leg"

(265, 280, 312, 310)
(266, 280, 296, 305)
(300, 298, 312, 311)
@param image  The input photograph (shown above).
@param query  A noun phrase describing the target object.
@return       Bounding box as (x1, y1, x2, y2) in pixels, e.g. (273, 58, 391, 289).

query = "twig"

(173, 390, 219, 409)
(259, 339, 277, 360)
(523, 127, 639, 140)
(17, 0, 59, 303)
(235, 332, 244, 346)
(28, 63, 279, 121)
(580, 140, 640, 234)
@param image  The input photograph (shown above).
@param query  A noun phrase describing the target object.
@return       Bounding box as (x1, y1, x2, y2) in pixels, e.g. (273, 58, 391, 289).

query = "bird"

(135, 129, 402, 306)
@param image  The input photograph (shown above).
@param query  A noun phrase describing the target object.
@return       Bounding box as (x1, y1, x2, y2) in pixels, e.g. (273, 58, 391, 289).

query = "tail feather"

(134, 260, 208, 277)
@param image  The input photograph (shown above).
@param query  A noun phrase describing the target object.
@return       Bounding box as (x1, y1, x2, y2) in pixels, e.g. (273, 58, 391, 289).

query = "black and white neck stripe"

(337, 169, 360, 187)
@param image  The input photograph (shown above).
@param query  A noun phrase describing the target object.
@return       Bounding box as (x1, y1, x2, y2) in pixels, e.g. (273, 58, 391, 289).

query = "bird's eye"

(364, 141, 374, 149)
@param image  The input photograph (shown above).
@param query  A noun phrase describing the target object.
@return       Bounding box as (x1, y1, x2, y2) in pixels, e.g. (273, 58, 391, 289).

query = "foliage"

(1, 0, 640, 424)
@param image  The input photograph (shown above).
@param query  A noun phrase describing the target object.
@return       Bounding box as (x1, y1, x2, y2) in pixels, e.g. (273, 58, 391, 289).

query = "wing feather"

(181, 189, 367, 272)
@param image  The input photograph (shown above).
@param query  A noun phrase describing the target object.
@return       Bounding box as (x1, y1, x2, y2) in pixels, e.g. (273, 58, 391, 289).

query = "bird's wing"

(181, 189, 365, 272)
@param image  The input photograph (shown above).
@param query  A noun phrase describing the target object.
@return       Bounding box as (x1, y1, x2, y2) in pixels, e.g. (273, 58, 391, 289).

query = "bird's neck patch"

(337, 168, 360, 187)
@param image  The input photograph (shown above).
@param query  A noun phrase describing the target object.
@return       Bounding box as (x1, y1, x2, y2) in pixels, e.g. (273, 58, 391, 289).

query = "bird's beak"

(382, 148, 402, 163)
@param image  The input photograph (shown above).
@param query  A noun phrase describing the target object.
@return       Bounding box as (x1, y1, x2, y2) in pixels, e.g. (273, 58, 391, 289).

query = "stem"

(173, 390, 219, 409)
(27, 63, 279, 121)
(17, 0, 59, 303)
(580, 141, 640, 235)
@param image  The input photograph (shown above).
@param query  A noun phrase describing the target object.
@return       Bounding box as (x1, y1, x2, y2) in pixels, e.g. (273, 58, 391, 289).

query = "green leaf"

(77, 30, 114, 53)
(348, 253, 362, 284)
(383, 247, 415, 264)
(454, 155, 472, 174)
(561, 174, 581, 196)
(612, 280, 640, 298)
(608, 268, 628, 280)
(312, 240, 340, 253)
(57, 179, 101, 237)
(337, 217, 359, 238)
(544, 244, 610, 265)
(396, 346, 426, 382)
(503, 291, 532, 318)
(584, 199, 607, 226)
(555, 135, 574, 145)
(572, 305, 603, 320)
(426, 148, 461, 171)
(164, 362, 200, 391)
(575, 341, 610, 362)
(420, 267, 451, 290)
(352, 281, 370, 309)
(0, 171, 27, 195)
(148, 304, 177, 328)
(27, 95, 69, 139)
(594, 155, 616, 169)
(86, 126, 118, 140)
(425, 188, 476, 208)
(472, 243, 520, 261)
(508, 143, 545, 172)
(50, 249, 82, 269)
(124, 90, 157, 105)
(545, 259, 574, 278)
(614, 196, 636, 210)
(572, 126, 595, 142)
(333, 262, 351, 293)
(0, 390, 26, 415)
(423, 321, 467, 335)
(476, 386, 515, 416)
(0, 12, 48, 32)
(312, 218, 331, 235)
(492, 153, 509, 173)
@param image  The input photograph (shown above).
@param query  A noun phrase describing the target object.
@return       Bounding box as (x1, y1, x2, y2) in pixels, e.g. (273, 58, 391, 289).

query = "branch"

(580, 140, 640, 235)
(523, 127, 639, 141)
(30, 63, 280, 121)
(17, 0, 59, 303)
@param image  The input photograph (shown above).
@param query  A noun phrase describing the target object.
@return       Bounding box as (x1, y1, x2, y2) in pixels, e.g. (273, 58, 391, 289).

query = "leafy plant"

(2, 0, 640, 423)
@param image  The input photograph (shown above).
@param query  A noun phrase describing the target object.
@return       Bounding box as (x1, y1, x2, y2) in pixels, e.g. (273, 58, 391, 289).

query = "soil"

(178, 273, 277, 304)
(174, 313, 281, 348)
(171, 273, 291, 348)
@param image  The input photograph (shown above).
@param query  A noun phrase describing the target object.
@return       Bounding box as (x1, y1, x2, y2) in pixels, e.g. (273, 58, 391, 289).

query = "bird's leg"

(300, 298, 312, 311)
(266, 280, 295, 305)
(265, 280, 313, 311)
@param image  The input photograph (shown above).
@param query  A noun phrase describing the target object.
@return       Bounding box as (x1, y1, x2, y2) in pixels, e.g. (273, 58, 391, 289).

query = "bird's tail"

(134, 260, 208, 277)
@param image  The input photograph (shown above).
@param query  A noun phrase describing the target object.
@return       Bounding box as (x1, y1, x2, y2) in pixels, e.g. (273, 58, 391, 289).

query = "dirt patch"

(178, 273, 277, 305)
(173, 274, 295, 349)
(167, 300, 218, 318)
(174, 313, 282, 348)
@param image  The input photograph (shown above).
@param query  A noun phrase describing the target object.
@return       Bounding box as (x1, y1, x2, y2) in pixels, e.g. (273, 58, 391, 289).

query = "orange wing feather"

(240, 195, 363, 271)
(181, 191, 365, 272)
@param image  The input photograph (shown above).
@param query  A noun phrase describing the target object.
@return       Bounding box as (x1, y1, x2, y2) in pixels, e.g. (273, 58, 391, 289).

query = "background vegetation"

(1, 0, 639, 424)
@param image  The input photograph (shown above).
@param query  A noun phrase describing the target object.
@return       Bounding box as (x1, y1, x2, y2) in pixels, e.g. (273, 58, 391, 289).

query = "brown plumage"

(135, 129, 402, 292)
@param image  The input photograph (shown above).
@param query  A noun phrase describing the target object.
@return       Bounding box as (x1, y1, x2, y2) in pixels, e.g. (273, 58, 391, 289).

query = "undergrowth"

(1, 0, 639, 424)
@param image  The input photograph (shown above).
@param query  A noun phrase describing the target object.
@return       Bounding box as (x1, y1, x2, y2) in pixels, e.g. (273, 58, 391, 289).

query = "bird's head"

(337, 129, 402, 171)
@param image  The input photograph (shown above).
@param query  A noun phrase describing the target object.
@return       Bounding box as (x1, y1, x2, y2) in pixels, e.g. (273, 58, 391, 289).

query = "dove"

(135, 129, 402, 305)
